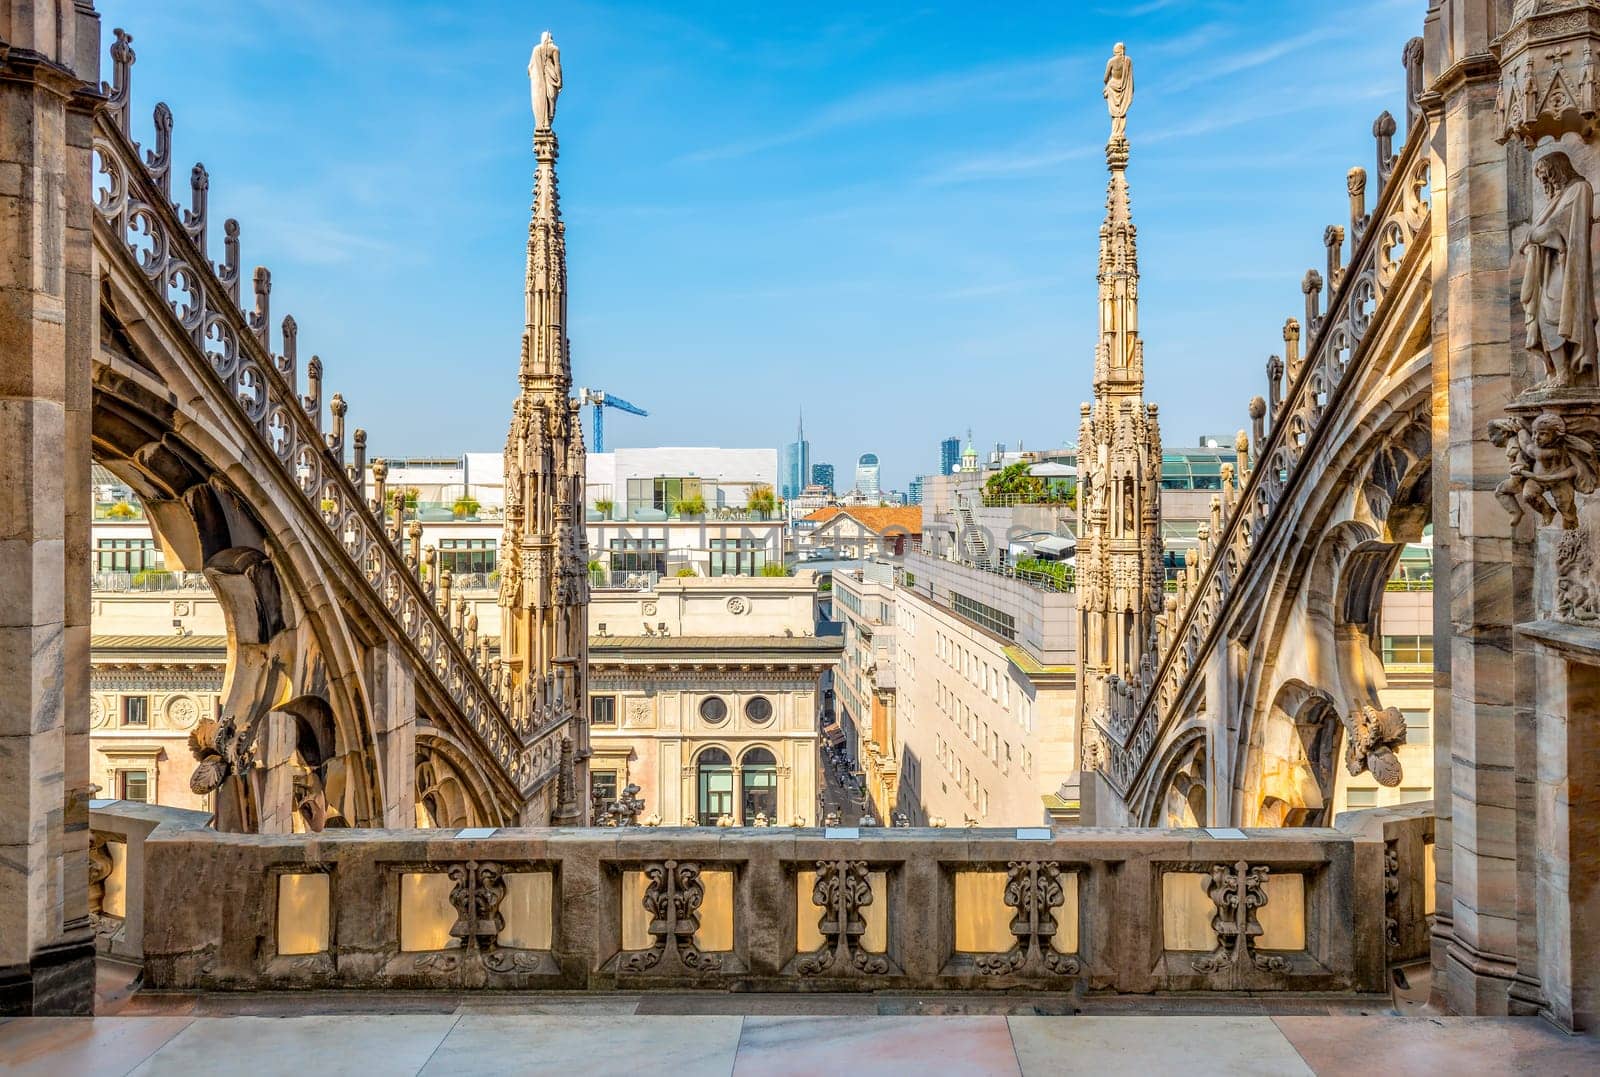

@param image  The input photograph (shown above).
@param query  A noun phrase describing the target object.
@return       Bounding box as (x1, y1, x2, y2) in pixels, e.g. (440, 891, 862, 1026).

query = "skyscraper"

(854, 452, 881, 497)
(781, 410, 810, 501)
(939, 436, 960, 476)
(811, 462, 835, 492)
(907, 476, 924, 505)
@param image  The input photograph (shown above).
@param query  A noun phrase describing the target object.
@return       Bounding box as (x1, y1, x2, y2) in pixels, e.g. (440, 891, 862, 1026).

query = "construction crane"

(577, 388, 648, 453)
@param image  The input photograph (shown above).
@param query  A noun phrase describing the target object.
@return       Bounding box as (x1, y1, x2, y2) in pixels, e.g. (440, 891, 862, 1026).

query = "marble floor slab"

(1273, 1016, 1600, 1075)
(420, 1015, 743, 1077)
(1008, 1015, 1314, 1076)
(126, 1015, 462, 1077)
(733, 1015, 1022, 1076)
(0, 1016, 193, 1077)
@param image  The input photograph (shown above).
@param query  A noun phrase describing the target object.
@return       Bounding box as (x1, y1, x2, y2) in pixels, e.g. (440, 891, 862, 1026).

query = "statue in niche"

(1521, 152, 1598, 388)
(529, 30, 563, 132)
(1104, 43, 1134, 140)
(1489, 411, 1600, 529)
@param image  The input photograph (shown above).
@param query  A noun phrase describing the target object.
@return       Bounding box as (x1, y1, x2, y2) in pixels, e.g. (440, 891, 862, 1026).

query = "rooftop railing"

(94, 801, 1432, 997)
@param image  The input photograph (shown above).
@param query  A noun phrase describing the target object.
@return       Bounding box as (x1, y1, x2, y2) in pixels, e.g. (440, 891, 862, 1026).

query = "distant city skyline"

(98, 1, 1419, 491)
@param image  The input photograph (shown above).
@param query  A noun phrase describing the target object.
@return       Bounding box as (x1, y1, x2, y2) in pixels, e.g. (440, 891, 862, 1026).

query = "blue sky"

(98, 0, 1422, 491)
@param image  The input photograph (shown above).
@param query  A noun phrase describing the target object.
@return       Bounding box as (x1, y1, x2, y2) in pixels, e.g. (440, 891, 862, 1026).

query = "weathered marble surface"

(113, 808, 1431, 996)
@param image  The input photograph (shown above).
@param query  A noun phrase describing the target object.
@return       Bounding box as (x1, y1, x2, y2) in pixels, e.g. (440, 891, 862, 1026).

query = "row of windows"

(95, 538, 162, 573)
(1345, 787, 1430, 808)
(589, 694, 774, 727)
(1381, 635, 1434, 664)
(933, 735, 989, 817)
(438, 538, 496, 576)
(949, 591, 1016, 641)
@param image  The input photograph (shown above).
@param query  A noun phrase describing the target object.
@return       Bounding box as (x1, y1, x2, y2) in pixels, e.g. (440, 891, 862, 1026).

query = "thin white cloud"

(677, 51, 1091, 164)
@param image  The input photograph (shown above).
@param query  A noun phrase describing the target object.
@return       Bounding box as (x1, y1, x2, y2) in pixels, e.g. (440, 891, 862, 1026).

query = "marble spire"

(500, 31, 589, 824)
(1076, 45, 1166, 789)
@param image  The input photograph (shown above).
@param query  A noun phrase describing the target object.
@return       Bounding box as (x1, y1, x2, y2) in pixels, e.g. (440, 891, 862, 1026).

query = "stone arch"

(414, 734, 501, 829)
(1145, 729, 1209, 827)
(1243, 680, 1342, 827)
(91, 355, 386, 831)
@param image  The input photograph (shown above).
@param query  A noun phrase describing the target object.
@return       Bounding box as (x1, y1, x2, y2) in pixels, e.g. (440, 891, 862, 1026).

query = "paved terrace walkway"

(4, 996, 1597, 1075)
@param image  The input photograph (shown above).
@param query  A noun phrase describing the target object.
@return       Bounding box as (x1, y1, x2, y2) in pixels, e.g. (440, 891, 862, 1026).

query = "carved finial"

(1323, 225, 1345, 296)
(1284, 317, 1301, 376)
(1403, 38, 1425, 133)
(1347, 167, 1368, 240)
(147, 102, 173, 200)
(303, 355, 323, 432)
(370, 457, 388, 513)
(1372, 112, 1397, 187)
(220, 219, 241, 304)
(1302, 268, 1323, 328)
(326, 393, 347, 461)
(250, 267, 271, 350)
(1248, 396, 1267, 456)
(104, 29, 135, 134)
(279, 314, 297, 380)
(185, 163, 209, 248)
(1266, 356, 1285, 420)
(350, 428, 367, 484)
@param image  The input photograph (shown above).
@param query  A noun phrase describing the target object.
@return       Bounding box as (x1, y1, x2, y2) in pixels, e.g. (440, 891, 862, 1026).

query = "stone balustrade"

(94, 803, 1434, 997)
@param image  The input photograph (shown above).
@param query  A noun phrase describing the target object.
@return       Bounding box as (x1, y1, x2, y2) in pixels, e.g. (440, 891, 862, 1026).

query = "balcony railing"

(96, 802, 1432, 996)
(91, 570, 212, 593)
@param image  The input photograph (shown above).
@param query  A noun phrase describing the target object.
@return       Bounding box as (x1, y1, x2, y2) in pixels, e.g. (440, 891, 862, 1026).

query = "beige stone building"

(833, 552, 1079, 826)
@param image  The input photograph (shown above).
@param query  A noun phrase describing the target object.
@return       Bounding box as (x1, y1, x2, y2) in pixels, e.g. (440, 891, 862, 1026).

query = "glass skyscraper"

(780, 411, 810, 501)
(939, 436, 960, 476)
(811, 463, 834, 492)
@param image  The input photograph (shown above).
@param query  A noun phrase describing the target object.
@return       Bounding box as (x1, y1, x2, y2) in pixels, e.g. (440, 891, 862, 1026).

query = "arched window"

(696, 747, 733, 825)
(740, 747, 778, 823)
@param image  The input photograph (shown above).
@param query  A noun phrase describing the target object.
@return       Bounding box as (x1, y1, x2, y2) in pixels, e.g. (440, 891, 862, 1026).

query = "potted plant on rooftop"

(672, 494, 706, 519)
(748, 484, 776, 520)
(594, 497, 615, 520)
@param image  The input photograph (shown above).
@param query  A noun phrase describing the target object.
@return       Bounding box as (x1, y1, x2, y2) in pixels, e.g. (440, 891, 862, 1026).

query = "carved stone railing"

(88, 800, 213, 963)
(1334, 800, 1435, 968)
(118, 805, 1425, 996)
(88, 29, 554, 797)
(1091, 47, 1434, 796)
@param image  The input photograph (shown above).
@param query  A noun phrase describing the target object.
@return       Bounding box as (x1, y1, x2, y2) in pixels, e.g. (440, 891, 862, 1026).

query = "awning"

(1029, 462, 1076, 478)
(1032, 535, 1075, 557)
(821, 720, 847, 747)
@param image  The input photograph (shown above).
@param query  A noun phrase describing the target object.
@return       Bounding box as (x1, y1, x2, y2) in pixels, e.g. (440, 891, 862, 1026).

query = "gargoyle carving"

(1341, 703, 1407, 787)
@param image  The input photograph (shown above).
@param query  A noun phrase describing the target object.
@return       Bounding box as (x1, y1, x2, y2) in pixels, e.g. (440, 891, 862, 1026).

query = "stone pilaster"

(0, 0, 101, 1016)
(1423, 0, 1533, 1019)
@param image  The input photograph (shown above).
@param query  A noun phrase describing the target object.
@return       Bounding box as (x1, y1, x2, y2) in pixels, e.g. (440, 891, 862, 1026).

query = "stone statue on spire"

(530, 30, 562, 132)
(1104, 43, 1133, 141)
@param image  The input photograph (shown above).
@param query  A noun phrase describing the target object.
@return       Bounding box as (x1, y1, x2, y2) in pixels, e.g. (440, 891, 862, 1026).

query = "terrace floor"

(4, 1007, 1596, 1075)
(2, 960, 1595, 1075)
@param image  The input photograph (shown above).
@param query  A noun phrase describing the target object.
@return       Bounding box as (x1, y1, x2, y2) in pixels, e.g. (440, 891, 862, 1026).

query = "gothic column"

(0, 1, 101, 1016)
(1422, 0, 1531, 1018)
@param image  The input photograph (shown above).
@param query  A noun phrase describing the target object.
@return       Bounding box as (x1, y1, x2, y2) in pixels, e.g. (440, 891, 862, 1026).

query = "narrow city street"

(816, 742, 868, 824)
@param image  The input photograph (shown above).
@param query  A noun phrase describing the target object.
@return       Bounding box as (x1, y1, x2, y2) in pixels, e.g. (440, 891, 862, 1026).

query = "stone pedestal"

(0, 2, 102, 1016)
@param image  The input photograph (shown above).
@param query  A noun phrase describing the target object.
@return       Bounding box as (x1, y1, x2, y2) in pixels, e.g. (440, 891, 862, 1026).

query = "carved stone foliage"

(974, 862, 1082, 977)
(621, 860, 723, 973)
(798, 859, 888, 976)
(1556, 527, 1600, 624)
(1384, 840, 1401, 951)
(448, 860, 507, 951)
(1340, 703, 1407, 787)
(1191, 861, 1290, 975)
